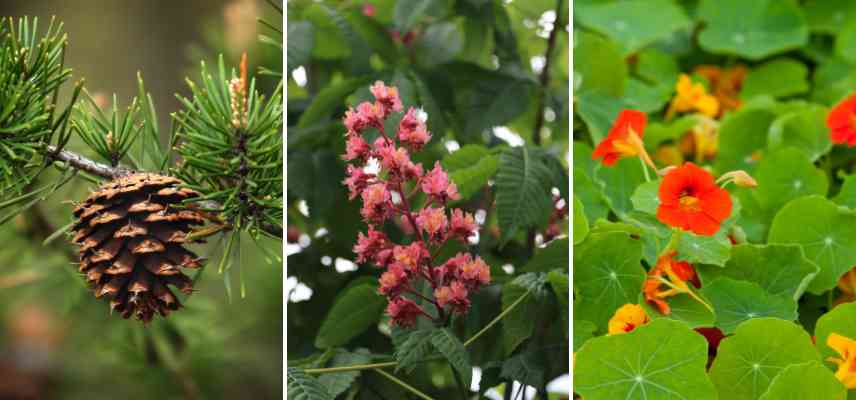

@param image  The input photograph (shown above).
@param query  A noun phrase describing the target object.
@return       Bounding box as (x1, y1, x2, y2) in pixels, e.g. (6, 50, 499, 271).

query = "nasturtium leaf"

(430, 329, 472, 388)
(573, 141, 597, 179)
(575, 0, 691, 55)
(575, 90, 628, 144)
(714, 107, 777, 174)
(394, 328, 437, 373)
(314, 280, 387, 348)
(675, 231, 732, 267)
(574, 168, 610, 223)
(287, 367, 334, 400)
(495, 146, 553, 242)
(753, 147, 828, 213)
(701, 278, 798, 334)
(630, 180, 660, 215)
(639, 291, 716, 329)
(709, 318, 821, 400)
(573, 30, 626, 97)
(767, 105, 831, 162)
(696, 0, 808, 60)
(594, 157, 647, 219)
(768, 196, 856, 294)
(573, 196, 589, 245)
(575, 319, 717, 400)
(834, 173, 856, 209)
(635, 48, 680, 87)
(548, 270, 570, 337)
(758, 362, 846, 400)
(837, 20, 856, 65)
(642, 115, 698, 152)
(621, 212, 673, 266)
(717, 243, 818, 301)
(804, 0, 856, 34)
(733, 188, 769, 242)
(574, 231, 646, 332)
(623, 78, 672, 113)
(815, 301, 856, 366)
(521, 238, 569, 273)
(811, 58, 856, 106)
(573, 319, 597, 351)
(741, 58, 809, 100)
(442, 145, 498, 200)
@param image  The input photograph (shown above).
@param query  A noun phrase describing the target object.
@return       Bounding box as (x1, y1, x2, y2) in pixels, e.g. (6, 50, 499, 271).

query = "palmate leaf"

(287, 367, 333, 400)
(286, 21, 313, 73)
(501, 272, 549, 355)
(314, 279, 386, 348)
(394, 328, 436, 374)
(575, 319, 717, 400)
(441, 144, 498, 200)
(317, 349, 373, 398)
(520, 238, 568, 273)
(430, 329, 472, 388)
(495, 146, 553, 243)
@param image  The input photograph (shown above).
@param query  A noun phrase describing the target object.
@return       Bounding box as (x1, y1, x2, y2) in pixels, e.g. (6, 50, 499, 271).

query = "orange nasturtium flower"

(835, 267, 856, 306)
(643, 251, 698, 315)
(656, 163, 732, 236)
(694, 64, 747, 116)
(827, 93, 856, 147)
(827, 333, 856, 389)
(607, 304, 650, 335)
(667, 74, 720, 120)
(591, 109, 647, 166)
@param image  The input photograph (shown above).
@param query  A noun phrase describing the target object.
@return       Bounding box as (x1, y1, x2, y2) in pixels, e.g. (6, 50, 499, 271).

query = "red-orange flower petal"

(656, 163, 732, 236)
(591, 109, 647, 166)
(827, 93, 856, 147)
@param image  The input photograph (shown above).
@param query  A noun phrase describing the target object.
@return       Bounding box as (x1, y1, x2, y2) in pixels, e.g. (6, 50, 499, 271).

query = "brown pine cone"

(71, 173, 207, 323)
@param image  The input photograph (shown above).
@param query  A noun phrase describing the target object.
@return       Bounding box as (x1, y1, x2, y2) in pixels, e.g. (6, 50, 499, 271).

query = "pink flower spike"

(357, 101, 384, 130)
(459, 256, 491, 288)
(379, 263, 409, 297)
(435, 253, 472, 285)
(353, 227, 389, 265)
(421, 161, 460, 202)
(343, 165, 374, 200)
(449, 209, 477, 242)
(370, 81, 403, 116)
(343, 107, 368, 135)
(393, 242, 429, 273)
(398, 108, 432, 151)
(416, 206, 448, 239)
(435, 281, 470, 314)
(378, 142, 423, 179)
(343, 134, 371, 161)
(360, 183, 391, 223)
(387, 297, 424, 327)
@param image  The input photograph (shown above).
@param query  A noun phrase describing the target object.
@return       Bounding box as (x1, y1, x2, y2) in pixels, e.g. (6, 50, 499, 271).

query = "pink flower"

(421, 162, 459, 202)
(360, 183, 391, 223)
(393, 242, 428, 272)
(353, 227, 389, 265)
(459, 256, 491, 287)
(343, 165, 375, 200)
(435, 281, 470, 314)
(449, 209, 477, 242)
(344, 102, 382, 134)
(343, 134, 371, 161)
(416, 207, 448, 238)
(362, 3, 375, 16)
(379, 263, 409, 297)
(435, 253, 471, 285)
(377, 141, 423, 179)
(370, 81, 403, 117)
(387, 297, 423, 327)
(398, 108, 431, 150)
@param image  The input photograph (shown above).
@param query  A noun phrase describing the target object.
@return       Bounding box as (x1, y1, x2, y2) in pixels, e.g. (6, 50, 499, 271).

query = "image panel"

(573, 0, 856, 399)
(286, 0, 570, 398)
(0, 1, 284, 399)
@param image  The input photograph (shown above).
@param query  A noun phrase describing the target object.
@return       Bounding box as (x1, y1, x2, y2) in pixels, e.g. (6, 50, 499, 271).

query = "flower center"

(679, 194, 701, 212)
(612, 138, 639, 157)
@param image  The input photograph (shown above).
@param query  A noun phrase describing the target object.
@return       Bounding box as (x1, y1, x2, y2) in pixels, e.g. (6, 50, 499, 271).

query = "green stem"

(463, 287, 532, 347)
(374, 369, 436, 400)
(640, 156, 651, 182)
(303, 361, 397, 374)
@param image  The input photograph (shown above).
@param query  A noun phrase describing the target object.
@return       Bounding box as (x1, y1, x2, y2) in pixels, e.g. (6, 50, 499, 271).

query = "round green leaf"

(836, 19, 856, 65)
(753, 147, 828, 212)
(815, 301, 856, 367)
(804, 0, 856, 34)
(758, 362, 846, 400)
(630, 179, 660, 215)
(574, 231, 647, 332)
(833, 173, 856, 209)
(701, 278, 797, 334)
(697, 0, 808, 60)
(716, 243, 819, 301)
(714, 107, 777, 174)
(575, 0, 691, 55)
(575, 319, 717, 400)
(573, 30, 626, 97)
(741, 58, 809, 99)
(639, 291, 716, 329)
(574, 319, 598, 351)
(574, 168, 610, 223)
(767, 105, 831, 162)
(574, 196, 589, 245)
(675, 231, 732, 267)
(709, 318, 821, 400)
(768, 196, 856, 294)
(594, 157, 647, 219)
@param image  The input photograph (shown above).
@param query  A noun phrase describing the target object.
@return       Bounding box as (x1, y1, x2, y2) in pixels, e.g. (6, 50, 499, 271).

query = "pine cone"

(71, 173, 206, 322)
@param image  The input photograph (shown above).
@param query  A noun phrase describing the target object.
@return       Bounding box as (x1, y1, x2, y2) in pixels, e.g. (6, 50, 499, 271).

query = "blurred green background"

(0, 1, 283, 399)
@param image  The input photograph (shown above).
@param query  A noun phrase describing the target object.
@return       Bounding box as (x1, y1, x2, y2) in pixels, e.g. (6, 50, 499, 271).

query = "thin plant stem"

(463, 287, 532, 347)
(656, 276, 714, 314)
(640, 156, 651, 182)
(374, 369, 436, 400)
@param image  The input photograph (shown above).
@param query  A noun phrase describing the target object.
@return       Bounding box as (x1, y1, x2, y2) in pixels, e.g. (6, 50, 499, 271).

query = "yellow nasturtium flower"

(827, 333, 856, 389)
(667, 74, 720, 120)
(607, 304, 650, 335)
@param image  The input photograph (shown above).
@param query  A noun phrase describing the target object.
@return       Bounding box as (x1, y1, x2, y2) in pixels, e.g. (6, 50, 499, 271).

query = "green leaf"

(630, 179, 661, 215)
(287, 367, 334, 400)
(414, 21, 463, 67)
(575, 90, 627, 143)
(573, 196, 589, 245)
(297, 77, 371, 128)
(758, 362, 846, 400)
(394, 0, 449, 32)
(573, 319, 597, 351)
(345, 11, 398, 63)
(814, 302, 856, 387)
(314, 281, 386, 348)
(573, 31, 626, 97)
(574, 232, 647, 332)
(767, 105, 831, 162)
(642, 116, 698, 152)
(714, 107, 777, 174)
(304, 4, 351, 60)
(712, 243, 818, 301)
(317, 349, 373, 398)
(701, 278, 797, 334)
(833, 173, 856, 209)
(430, 329, 472, 388)
(639, 290, 716, 329)
(594, 157, 646, 219)
(575, 319, 717, 400)
(673, 231, 731, 267)
(575, 0, 692, 55)
(754, 147, 828, 215)
(804, 0, 856, 34)
(463, 74, 534, 139)
(837, 19, 856, 64)
(574, 168, 610, 223)
(500, 351, 546, 389)
(501, 273, 546, 354)
(442, 145, 498, 200)
(741, 58, 809, 99)
(697, 0, 808, 60)
(709, 318, 821, 400)
(287, 21, 314, 73)
(521, 238, 569, 273)
(768, 195, 856, 294)
(623, 78, 672, 113)
(547, 270, 569, 338)
(811, 58, 856, 106)
(495, 146, 553, 242)
(394, 328, 437, 373)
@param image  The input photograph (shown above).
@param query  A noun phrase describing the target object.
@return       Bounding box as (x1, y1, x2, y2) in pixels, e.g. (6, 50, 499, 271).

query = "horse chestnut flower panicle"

(340, 81, 491, 327)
